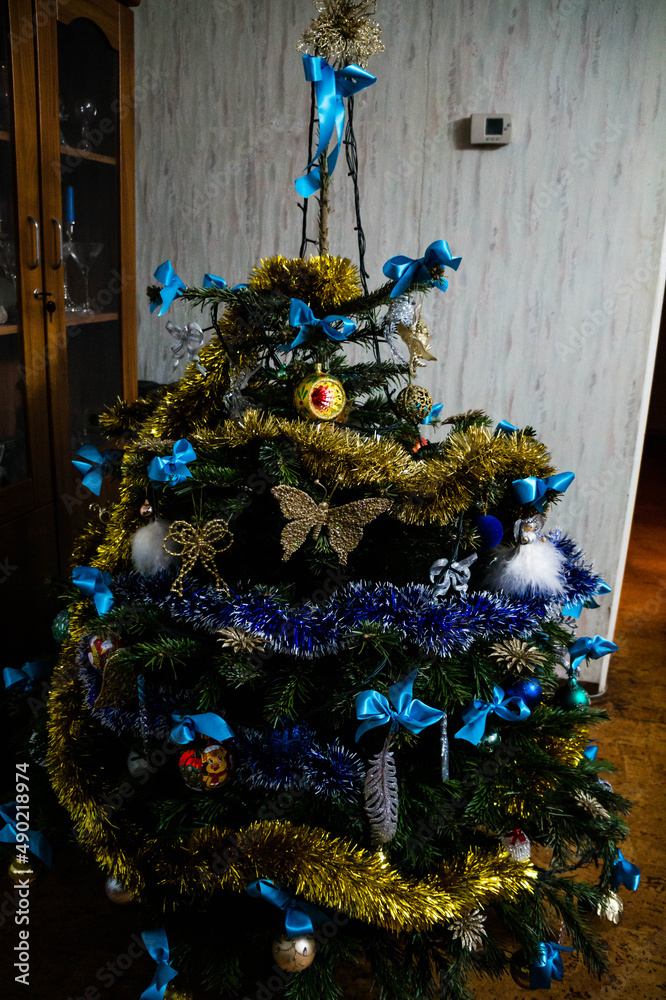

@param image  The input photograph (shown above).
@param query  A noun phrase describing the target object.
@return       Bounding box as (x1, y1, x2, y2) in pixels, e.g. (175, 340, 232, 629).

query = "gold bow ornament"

(162, 519, 233, 595)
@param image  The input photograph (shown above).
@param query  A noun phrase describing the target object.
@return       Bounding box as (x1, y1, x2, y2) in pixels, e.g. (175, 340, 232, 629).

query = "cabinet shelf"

(0, 129, 9, 142)
(65, 310, 118, 326)
(60, 143, 116, 165)
(0, 322, 18, 335)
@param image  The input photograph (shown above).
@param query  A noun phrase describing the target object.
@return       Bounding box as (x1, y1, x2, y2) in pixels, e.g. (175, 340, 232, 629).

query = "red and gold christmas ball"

(87, 635, 123, 671)
(294, 366, 347, 421)
(179, 740, 234, 792)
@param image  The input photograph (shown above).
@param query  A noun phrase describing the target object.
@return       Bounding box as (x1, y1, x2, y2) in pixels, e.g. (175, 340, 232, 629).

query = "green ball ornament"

(52, 610, 70, 643)
(479, 728, 500, 748)
(554, 678, 590, 709)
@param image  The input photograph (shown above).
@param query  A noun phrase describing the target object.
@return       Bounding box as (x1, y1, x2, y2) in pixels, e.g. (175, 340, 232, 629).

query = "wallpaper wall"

(133, 0, 666, 686)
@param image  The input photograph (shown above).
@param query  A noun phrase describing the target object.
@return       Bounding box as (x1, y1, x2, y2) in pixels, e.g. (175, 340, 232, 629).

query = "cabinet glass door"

(0, 3, 28, 489)
(57, 14, 122, 455)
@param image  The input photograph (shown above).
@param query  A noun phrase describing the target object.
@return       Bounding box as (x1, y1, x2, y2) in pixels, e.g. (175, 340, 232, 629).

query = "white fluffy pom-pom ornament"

(131, 519, 179, 575)
(482, 515, 566, 597)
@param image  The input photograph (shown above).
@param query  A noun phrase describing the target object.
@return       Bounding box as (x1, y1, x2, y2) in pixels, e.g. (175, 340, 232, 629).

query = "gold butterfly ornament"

(272, 485, 390, 565)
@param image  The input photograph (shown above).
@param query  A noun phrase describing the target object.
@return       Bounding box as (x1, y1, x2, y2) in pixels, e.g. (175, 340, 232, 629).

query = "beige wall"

(133, 0, 666, 684)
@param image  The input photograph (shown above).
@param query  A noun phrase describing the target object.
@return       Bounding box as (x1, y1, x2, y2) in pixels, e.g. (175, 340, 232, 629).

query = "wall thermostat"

(470, 114, 513, 145)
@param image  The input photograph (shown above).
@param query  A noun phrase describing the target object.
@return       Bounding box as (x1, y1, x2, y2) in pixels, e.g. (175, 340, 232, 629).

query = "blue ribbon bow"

(0, 801, 52, 868)
(454, 685, 531, 745)
(355, 669, 444, 742)
(382, 240, 462, 299)
(562, 579, 612, 618)
(140, 928, 178, 1000)
(421, 403, 444, 425)
(583, 741, 598, 761)
(612, 849, 641, 891)
(494, 419, 519, 436)
(247, 879, 326, 937)
(530, 941, 574, 989)
(170, 712, 234, 745)
(512, 472, 575, 512)
(72, 444, 116, 496)
(202, 273, 249, 293)
(279, 298, 357, 352)
(147, 439, 197, 486)
(568, 635, 618, 672)
(202, 273, 226, 289)
(3, 659, 50, 692)
(72, 566, 114, 616)
(295, 55, 376, 198)
(151, 260, 186, 316)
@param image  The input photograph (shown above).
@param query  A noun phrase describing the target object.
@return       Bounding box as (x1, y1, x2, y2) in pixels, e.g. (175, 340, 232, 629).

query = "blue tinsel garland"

(107, 531, 602, 660)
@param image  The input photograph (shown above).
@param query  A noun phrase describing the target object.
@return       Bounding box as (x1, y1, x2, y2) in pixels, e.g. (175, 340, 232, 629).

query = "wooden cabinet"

(0, 0, 138, 665)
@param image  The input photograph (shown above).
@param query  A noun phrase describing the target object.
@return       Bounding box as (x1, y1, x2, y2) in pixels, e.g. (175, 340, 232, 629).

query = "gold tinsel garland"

(298, 1, 385, 68)
(88, 412, 554, 572)
(250, 254, 361, 309)
(46, 663, 536, 928)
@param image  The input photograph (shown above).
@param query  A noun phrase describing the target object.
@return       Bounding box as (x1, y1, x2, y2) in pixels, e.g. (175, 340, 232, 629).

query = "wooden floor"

(2, 438, 664, 1000)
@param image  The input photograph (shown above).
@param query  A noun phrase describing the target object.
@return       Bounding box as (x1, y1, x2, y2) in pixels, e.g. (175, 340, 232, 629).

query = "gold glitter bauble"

(294, 367, 347, 421)
(8, 855, 43, 885)
(164, 984, 193, 1000)
(396, 384, 433, 420)
(272, 935, 316, 972)
(509, 949, 533, 989)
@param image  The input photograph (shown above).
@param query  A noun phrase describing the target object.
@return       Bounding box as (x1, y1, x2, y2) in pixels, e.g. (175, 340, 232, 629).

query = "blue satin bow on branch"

(140, 928, 178, 1000)
(421, 403, 444, 425)
(280, 298, 357, 352)
(247, 879, 326, 937)
(382, 240, 463, 299)
(583, 741, 598, 761)
(454, 685, 530, 745)
(295, 55, 376, 198)
(151, 260, 186, 316)
(170, 712, 234, 745)
(72, 566, 114, 615)
(512, 471, 575, 512)
(147, 439, 197, 486)
(612, 849, 641, 891)
(202, 274, 249, 293)
(568, 635, 618, 672)
(530, 941, 574, 989)
(355, 669, 444, 742)
(72, 444, 117, 496)
(3, 659, 50, 692)
(562, 579, 612, 618)
(0, 801, 52, 867)
(494, 419, 519, 436)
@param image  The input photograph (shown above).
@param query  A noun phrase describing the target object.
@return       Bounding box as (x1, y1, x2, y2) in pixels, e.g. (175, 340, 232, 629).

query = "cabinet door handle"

(27, 216, 40, 270)
(51, 217, 64, 269)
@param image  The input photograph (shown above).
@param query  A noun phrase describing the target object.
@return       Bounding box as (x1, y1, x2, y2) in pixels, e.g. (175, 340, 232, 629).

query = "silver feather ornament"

(363, 736, 399, 845)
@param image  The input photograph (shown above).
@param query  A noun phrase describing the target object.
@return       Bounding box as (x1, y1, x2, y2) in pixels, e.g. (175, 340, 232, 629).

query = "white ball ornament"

(131, 518, 179, 575)
(271, 935, 316, 972)
(104, 876, 134, 904)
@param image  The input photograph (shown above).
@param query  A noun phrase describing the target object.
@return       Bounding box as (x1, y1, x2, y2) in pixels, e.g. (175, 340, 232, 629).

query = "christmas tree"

(19, 3, 641, 998)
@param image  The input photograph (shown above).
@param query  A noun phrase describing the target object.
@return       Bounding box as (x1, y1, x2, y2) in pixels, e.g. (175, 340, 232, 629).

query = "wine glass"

(68, 242, 103, 316)
(74, 100, 97, 152)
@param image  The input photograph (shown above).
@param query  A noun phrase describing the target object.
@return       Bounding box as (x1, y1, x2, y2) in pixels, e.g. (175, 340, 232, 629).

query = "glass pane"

(58, 17, 122, 450)
(0, 332, 28, 486)
(0, 1, 29, 488)
(67, 319, 121, 453)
